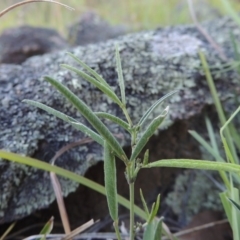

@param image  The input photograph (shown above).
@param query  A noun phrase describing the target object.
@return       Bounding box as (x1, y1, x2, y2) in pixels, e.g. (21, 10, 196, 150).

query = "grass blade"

(140, 189, 150, 219)
(23, 100, 104, 146)
(153, 217, 163, 240)
(44, 76, 127, 162)
(115, 46, 126, 105)
(39, 216, 54, 240)
(138, 90, 178, 127)
(104, 141, 118, 221)
(148, 194, 160, 223)
(61, 64, 122, 107)
(229, 198, 240, 213)
(189, 129, 230, 189)
(130, 107, 168, 161)
(0, 150, 146, 220)
(199, 51, 238, 162)
(230, 187, 240, 240)
(205, 117, 220, 155)
(189, 130, 225, 162)
(95, 112, 130, 132)
(220, 192, 232, 226)
(220, 105, 240, 164)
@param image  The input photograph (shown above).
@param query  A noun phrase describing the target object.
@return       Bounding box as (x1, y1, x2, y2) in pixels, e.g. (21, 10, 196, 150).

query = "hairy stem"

(113, 220, 122, 240)
(126, 161, 136, 240)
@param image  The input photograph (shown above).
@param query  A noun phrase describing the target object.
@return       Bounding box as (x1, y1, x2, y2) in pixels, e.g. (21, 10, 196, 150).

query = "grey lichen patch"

(151, 33, 203, 58)
(165, 170, 223, 224)
(1, 15, 240, 223)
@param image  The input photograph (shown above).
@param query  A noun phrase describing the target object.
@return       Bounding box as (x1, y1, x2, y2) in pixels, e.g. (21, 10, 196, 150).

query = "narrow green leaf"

(220, 104, 240, 164)
(61, 64, 122, 106)
(148, 194, 160, 223)
(229, 124, 240, 151)
(23, 100, 104, 146)
(39, 216, 54, 240)
(189, 129, 230, 189)
(229, 198, 240, 213)
(143, 221, 156, 240)
(115, 46, 126, 105)
(205, 116, 234, 188)
(189, 130, 225, 162)
(66, 52, 109, 87)
(130, 107, 168, 161)
(104, 141, 118, 221)
(143, 149, 149, 166)
(199, 51, 238, 162)
(44, 76, 127, 162)
(153, 217, 163, 240)
(205, 117, 220, 155)
(230, 187, 240, 240)
(144, 159, 240, 174)
(69, 122, 104, 146)
(95, 112, 130, 132)
(140, 189, 150, 219)
(220, 191, 232, 226)
(138, 90, 178, 127)
(222, 137, 235, 164)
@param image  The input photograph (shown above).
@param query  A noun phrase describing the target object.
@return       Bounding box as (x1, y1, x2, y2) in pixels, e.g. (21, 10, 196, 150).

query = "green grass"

(1, 0, 240, 37)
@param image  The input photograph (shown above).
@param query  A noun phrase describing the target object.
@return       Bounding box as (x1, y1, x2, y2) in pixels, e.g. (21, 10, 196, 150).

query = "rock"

(166, 170, 223, 225)
(0, 26, 69, 64)
(68, 11, 128, 46)
(0, 16, 239, 224)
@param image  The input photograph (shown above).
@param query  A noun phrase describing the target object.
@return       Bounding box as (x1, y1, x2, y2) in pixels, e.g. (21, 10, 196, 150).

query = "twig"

(162, 218, 228, 239)
(50, 173, 71, 235)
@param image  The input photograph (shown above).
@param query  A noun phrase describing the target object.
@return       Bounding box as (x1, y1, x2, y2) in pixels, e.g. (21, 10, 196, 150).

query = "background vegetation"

(1, 0, 240, 36)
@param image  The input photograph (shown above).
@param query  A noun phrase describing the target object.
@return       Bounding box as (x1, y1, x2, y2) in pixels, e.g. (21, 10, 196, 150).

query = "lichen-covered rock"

(0, 16, 239, 224)
(68, 11, 128, 46)
(0, 26, 69, 64)
(166, 170, 223, 225)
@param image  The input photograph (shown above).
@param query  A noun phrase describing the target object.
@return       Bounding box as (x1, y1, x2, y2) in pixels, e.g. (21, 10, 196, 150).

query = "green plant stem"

(126, 161, 135, 240)
(122, 106, 133, 127)
(113, 220, 122, 240)
(131, 129, 137, 149)
(129, 181, 135, 240)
